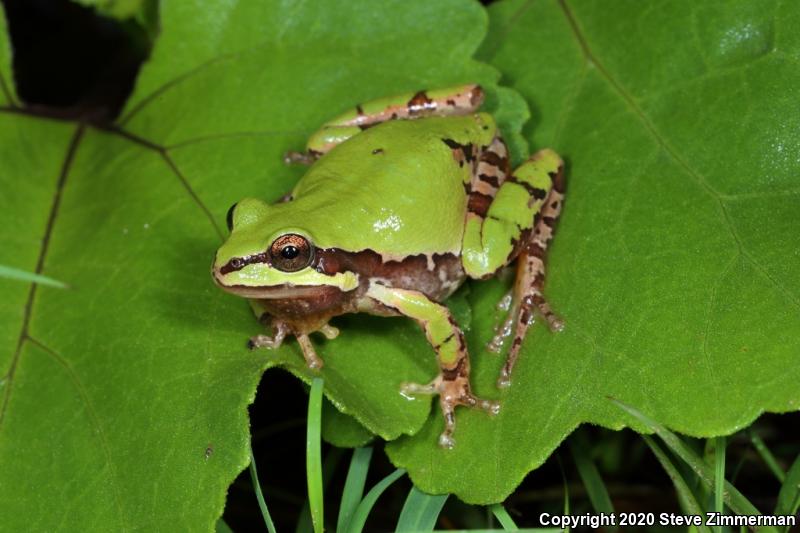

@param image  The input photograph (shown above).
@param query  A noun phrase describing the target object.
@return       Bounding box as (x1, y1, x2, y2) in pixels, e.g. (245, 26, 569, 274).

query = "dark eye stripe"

(219, 252, 268, 275)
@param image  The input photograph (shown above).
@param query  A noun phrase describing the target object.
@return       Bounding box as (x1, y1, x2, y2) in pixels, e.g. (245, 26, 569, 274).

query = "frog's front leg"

(366, 282, 499, 449)
(462, 148, 565, 387)
(246, 300, 333, 369)
(286, 84, 484, 164)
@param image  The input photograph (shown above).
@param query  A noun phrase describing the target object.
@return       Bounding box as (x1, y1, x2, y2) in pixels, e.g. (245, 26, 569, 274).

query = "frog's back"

(276, 113, 496, 257)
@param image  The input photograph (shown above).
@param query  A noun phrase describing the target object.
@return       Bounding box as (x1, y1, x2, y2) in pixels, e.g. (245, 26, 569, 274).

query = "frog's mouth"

(213, 270, 340, 299)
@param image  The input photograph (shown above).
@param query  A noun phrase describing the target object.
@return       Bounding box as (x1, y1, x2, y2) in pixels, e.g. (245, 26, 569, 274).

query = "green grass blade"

(489, 504, 518, 531)
(345, 468, 405, 533)
(0, 264, 68, 288)
(557, 455, 570, 533)
(296, 448, 344, 533)
(749, 430, 786, 483)
(337, 447, 374, 532)
(643, 435, 712, 533)
(775, 452, 800, 526)
(713, 436, 726, 533)
(248, 442, 277, 533)
(569, 434, 615, 518)
(307, 378, 324, 533)
(610, 398, 775, 530)
(395, 485, 448, 532)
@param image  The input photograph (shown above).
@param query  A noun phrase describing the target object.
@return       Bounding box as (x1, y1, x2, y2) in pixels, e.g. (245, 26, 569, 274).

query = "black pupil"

(281, 246, 299, 259)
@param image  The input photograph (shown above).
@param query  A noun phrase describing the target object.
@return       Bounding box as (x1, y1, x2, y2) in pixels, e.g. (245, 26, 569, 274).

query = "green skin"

(212, 84, 565, 448)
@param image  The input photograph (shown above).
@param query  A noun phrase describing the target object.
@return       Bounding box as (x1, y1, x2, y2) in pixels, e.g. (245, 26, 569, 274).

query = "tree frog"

(212, 84, 565, 448)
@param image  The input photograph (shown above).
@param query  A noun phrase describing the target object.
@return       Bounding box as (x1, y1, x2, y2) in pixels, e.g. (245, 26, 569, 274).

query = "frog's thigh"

(366, 282, 498, 448)
(303, 84, 485, 157)
(462, 148, 562, 279)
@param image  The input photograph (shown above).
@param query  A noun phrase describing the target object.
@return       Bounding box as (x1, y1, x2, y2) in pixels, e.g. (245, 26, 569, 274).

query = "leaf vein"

(0, 124, 84, 429)
(26, 336, 129, 530)
(108, 127, 224, 240)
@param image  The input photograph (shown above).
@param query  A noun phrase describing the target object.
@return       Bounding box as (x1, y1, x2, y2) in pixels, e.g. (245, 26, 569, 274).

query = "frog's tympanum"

(212, 85, 565, 448)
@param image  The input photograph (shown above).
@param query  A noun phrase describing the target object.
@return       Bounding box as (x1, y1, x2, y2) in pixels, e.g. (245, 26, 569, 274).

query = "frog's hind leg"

(286, 84, 484, 164)
(366, 282, 499, 449)
(461, 147, 564, 387)
(491, 151, 565, 388)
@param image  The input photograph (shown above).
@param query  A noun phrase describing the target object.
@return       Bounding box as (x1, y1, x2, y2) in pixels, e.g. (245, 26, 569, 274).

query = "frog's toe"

(399, 380, 439, 399)
(438, 432, 456, 449)
(248, 334, 280, 350)
(283, 150, 317, 166)
(547, 314, 565, 332)
(296, 333, 324, 370)
(487, 314, 515, 353)
(318, 323, 340, 340)
(496, 373, 512, 389)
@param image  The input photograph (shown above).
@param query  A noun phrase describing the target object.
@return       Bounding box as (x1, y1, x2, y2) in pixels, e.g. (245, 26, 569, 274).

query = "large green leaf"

(2, 0, 798, 524)
(0, 0, 520, 528)
(388, 0, 800, 503)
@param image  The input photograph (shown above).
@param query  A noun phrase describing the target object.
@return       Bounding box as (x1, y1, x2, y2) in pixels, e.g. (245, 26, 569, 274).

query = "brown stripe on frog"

(219, 251, 269, 275)
(467, 191, 493, 217)
(480, 148, 509, 173)
(506, 175, 549, 201)
(471, 136, 509, 196)
(549, 166, 566, 193)
(441, 138, 478, 169)
(313, 248, 465, 302)
(441, 349, 469, 379)
(408, 91, 435, 115)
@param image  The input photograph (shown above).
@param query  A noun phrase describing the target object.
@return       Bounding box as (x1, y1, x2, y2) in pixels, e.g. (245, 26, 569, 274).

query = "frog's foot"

(496, 290, 564, 388)
(248, 320, 289, 350)
(487, 290, 563, 355)
(401, 374, 500, 449)
(366, 283, 497, 448)
(283, 150, 320, 166)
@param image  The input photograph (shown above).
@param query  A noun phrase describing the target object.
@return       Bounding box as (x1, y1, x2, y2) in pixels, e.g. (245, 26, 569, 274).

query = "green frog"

(212, 84, 565, 448)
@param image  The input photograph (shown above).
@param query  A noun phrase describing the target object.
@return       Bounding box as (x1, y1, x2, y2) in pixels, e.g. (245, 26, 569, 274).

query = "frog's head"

(212, 198, 359, 298)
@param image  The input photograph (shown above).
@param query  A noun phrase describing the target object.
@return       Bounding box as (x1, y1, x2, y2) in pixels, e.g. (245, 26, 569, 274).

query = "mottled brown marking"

(408, 91, 435, 114)
(442, 354, 467, 380)
(507, 175, 547, 199)
(481, 150, 509, 174)
(549, 166, 565, 193)
(469, 85, 484, 107)
(435, 333, 456, 350)
(478, 173, 500, 188)
(467, 192, 493, 217)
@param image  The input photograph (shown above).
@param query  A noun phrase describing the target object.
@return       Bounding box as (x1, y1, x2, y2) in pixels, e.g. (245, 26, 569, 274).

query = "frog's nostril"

(230, 258, 244, 269)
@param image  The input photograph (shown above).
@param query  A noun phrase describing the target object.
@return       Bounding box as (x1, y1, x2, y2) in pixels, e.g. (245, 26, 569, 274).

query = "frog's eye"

(269, 234, 313, 272)
(226, 203, 238, 232)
